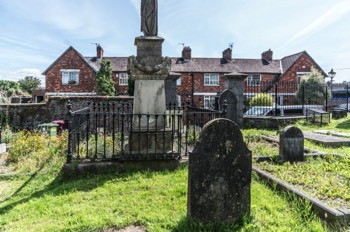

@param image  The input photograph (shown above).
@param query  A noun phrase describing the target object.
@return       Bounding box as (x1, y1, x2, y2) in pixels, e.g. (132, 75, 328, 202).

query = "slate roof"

(44, 46, 324, 77)
(85, 57, 129, 72)
(280, 51, 304, 73)
(85, 56, 281, 74)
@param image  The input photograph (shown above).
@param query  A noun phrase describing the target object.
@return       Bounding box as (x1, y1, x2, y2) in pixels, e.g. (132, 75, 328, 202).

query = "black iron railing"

(244, 81, 330, 116)
(66, 101, 226, 163)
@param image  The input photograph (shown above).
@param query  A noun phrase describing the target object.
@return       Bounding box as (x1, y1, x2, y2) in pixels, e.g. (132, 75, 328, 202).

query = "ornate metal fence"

(66, 101, 226, 163)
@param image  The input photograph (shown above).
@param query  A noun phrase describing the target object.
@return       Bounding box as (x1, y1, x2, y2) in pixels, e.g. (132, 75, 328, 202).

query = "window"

(61, 69, 79, 85)
(204, 73, 219, 86)
(296, 72, 310, 84)
(176, 77, 181, 86)
(119, 73, 128, 86)
(204, 95, 216, 109)
(247, 74, 261, 86)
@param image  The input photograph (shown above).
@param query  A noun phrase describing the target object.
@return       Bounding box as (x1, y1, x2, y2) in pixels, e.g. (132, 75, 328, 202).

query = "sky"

(1, 0, 350, 86)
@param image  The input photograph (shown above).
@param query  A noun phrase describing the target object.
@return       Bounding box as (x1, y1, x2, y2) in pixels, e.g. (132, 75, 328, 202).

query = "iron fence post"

(222, 100, 227, 118)
(66, 100, 73, 163)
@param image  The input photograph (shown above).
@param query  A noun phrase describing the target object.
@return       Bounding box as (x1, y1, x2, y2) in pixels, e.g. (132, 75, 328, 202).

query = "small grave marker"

(279, 126, 304, 162)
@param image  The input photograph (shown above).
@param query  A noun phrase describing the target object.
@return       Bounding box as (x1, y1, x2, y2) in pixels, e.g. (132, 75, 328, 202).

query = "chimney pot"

(182, 46, 192, 60)
(97, 45, 104, 59)
(262, 49, 273, 63)
(222, 48, 232, 62)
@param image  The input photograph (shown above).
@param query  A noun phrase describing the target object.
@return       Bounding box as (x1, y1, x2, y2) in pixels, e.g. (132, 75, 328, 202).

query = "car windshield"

(244, 107, 271, 116)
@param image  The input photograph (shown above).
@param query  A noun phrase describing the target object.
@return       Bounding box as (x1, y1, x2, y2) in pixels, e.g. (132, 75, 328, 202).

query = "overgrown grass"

(0, 167, 334, 232)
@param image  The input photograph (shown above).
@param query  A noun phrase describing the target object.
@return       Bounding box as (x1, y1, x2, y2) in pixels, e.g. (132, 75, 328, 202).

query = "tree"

(18, 76, 41, 94)
(295, 67, 326, 105)
(249, 93, 273, 106)
(96, 60, 116, 96)
(0, 80, 22, 97)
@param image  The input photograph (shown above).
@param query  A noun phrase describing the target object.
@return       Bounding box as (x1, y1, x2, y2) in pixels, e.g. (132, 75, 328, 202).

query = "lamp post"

(328, 68, 336, 109)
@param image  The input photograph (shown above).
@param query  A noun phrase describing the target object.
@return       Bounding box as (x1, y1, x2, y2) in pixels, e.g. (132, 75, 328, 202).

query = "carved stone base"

(135, 36, 164, 59)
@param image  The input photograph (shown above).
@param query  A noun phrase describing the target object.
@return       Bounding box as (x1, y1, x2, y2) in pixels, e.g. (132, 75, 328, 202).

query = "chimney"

(222, 48, 232, 62)
(262, 49, 273, 63)
(182, 46, 192, 60)
(97, 44, 104, 59)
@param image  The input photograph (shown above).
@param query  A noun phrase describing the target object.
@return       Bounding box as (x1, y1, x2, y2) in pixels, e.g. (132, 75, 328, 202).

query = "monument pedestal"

(127, 35, 172, 160)
(125, 129, 179, 160)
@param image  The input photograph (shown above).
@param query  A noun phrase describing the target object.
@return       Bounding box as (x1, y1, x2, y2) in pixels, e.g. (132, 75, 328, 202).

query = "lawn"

(0, 167, 332, 232)
(1, 115, 350, 231)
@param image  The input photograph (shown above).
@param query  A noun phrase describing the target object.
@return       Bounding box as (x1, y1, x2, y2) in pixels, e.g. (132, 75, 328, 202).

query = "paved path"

(303, 131, 350, 147)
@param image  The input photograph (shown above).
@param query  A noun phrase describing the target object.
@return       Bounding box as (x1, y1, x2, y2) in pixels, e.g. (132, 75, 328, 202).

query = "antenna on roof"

(91, 42, 100, 47)
(178, 43, 185, 48)
(229, 42, 234, 50)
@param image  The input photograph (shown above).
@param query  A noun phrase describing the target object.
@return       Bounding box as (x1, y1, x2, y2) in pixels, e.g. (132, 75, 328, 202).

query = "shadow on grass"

(0, 159, 164, 216)
(172, 214, 257, 232)
(335, 118, 350, 130)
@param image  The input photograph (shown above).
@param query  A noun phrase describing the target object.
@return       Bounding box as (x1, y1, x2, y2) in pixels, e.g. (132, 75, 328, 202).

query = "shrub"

(2, 125, 13, 143)
(7, 130, 67, 172)
(250, 93, 273, 106)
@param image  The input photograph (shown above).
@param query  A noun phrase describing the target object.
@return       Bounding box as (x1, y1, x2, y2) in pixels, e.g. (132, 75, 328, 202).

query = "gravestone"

(219, 89, 238, 124)
(279, 126, 304, 162)
(222, 74, 248, 128)
(188, 118, 252, 224)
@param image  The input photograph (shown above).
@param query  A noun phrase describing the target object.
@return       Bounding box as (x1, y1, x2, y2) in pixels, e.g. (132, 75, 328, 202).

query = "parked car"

(244, 105, 325, 116)
(334, 103, 350, 112)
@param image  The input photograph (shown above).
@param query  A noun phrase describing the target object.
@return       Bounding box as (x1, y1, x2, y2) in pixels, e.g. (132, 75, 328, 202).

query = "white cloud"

(0, 69, 45, 86)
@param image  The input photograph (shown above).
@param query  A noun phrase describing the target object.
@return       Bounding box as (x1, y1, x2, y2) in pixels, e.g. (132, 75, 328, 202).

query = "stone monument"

(279, 126, 304, 162)
(188, 119, 252, 224)
(127, 0, 174, 157)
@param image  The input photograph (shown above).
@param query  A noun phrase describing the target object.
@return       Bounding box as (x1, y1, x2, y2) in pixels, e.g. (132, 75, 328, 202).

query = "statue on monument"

(141, 0, 158, 36)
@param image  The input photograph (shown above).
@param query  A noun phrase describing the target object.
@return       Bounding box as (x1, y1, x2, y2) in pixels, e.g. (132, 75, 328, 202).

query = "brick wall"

(176, 73, 226, 107)
(45, 48, 97, 93)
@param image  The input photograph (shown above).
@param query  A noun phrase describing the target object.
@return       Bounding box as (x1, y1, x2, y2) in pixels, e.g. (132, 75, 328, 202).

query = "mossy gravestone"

(188, 118, 252, 224)
(279, 126, 304, 162)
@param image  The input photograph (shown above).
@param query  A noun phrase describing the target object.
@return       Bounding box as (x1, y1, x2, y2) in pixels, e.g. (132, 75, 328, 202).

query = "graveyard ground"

(1, 115, 350, 231)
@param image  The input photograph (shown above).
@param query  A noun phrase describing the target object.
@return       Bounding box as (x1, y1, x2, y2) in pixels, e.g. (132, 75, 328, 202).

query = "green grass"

(1, 116, 350, 231)
(0, 167, 334, 232)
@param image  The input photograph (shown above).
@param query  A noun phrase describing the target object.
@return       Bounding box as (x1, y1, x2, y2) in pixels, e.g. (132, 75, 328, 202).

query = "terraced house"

(42, 45, 327, 108)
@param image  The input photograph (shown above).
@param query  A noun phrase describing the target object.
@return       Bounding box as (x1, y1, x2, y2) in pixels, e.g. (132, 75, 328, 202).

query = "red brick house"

(43, 45, 326, 108)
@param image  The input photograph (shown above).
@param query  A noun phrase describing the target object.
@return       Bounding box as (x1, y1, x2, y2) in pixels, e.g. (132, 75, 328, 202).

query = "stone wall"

(0, 96, 133, 130)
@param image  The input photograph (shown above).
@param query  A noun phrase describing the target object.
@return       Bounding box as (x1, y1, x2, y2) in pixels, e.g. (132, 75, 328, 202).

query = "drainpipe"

(191, 73, 194, 106)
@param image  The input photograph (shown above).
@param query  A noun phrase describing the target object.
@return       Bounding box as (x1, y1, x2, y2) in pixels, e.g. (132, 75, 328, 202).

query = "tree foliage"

(96, 60, 116, 96)
(295, 68, 326, 105)
(18, 76, 41, 94)
(250, 93, 273, 106)
(0, 80, 22, 98)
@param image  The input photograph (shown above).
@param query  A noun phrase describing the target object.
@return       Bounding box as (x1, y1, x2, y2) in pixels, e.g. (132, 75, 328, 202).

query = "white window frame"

(119, 73, 128, 86)
(247, 74, 261, 86)
(203, 95, 216, 109)
(61, 69, 79, 85)
(176, 77, 181, 86)
(296, 72, 310, 84)
(204, 73, 219, 86)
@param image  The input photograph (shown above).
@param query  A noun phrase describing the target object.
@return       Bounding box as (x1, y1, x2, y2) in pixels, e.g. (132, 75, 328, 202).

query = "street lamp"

(328, 68, 336, 109)
(328, 68, 336, 84)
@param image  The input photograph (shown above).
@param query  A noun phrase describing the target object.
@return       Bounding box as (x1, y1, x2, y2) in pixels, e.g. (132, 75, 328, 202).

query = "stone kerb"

(279, 126, 304, 162)
(188, 118, 252, 224)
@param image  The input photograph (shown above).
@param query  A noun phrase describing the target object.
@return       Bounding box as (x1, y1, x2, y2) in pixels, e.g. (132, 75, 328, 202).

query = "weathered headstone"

(219, 89, 238, 124)
(279, 126, 304, 162)
(188, 118, 252, 224)
(222, 74, 248, 128)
